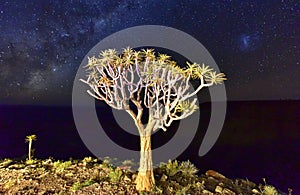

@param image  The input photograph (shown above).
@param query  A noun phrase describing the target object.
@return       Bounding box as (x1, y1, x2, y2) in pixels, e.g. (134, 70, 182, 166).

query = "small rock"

(77, 162, 84, 167)
(118, 165, 131, 170)
(202, 189, 214, 195)
(64, 173, 73, 177)
(0, 159, 13, 168)
(37, 172, 49, 179)
(154, 167, 162, 175)
(38, 190, 46, 195)
(68, 164, 77, 169)
(160, 174, 168, 182)
(123, 175, 131, 182)
(206, 170, 226, 180)
(131, 174, 137, 181)
(238, 179, 257, 188)
(223, 188, 236, 195)
(42, 158, 53, 165)
(215, 185, 223, 193)
(28, 164, 37, 168)
(24, 175, 31, 180)
(252, 189, 260, 194)
(8, 164, 25, 169)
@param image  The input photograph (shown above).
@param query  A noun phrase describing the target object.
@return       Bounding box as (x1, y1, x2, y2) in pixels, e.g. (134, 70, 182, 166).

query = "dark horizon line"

(0, 99, 299, 107)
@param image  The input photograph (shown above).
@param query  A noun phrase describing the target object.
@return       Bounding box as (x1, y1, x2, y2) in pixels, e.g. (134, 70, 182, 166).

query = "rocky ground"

(0, 157, 291, 195)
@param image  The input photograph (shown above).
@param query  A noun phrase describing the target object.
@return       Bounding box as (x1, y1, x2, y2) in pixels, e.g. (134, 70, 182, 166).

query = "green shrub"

(82, 156, 93, 163)
(25, 159, 37, 165)
(53, 160, 72, 173)
(263, 185, 279, 195)
(260, 178, 279, 195)
(109, 167, 123, 182)
(160, 160, 181, 177)
(71, 179, 96, 191)
(175, 184, 191, 195)
(159, 160, 198, 177)
(179, 160, 198, 176)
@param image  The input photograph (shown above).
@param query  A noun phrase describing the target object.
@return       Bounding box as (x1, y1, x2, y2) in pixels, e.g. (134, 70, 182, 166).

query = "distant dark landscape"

(0, 100, 299, 194)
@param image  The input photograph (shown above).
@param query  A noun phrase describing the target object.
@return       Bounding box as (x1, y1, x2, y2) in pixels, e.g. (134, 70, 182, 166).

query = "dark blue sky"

(0, 0, 299, 105)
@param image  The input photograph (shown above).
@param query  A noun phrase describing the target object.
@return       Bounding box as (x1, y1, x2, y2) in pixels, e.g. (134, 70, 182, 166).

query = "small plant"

(70, 181, 82, 191)
(122, 159, 136, 167)
(140, 191, 149, 195)
(118, 159, 136, 171)
(109, 167, 124, 182)
(159, 160, 198, 177)
(25, 159, 37, 165)
(71, 179, 96, 191)
(261, 178, 279, 195)
(82, 156, 93, 163)
(160, 160, 181, 177)
(4, 180, 15, 190)
(53, 160, 72, 173)
(25, 134, 37, 161)
(82, 156, 96, 167)
(0, 158, 13, 168)
(263, 185, 279, 195)
(102, 156, 114, 165)
(179, 160, 198, 176)
(175, 184, 191, 195)
(151, 185, 163, 193)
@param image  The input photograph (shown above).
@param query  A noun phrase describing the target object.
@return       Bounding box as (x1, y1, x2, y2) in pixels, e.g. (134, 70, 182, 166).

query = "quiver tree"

(25, 134, 37, 161)
(80, 47, 226, 191)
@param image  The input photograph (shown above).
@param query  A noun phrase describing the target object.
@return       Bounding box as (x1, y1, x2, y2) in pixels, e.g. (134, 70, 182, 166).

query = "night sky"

(0, 0, 299, 105)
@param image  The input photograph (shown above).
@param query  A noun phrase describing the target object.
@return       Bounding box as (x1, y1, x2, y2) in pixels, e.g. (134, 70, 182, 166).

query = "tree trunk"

(28, 141, 32, 160)
(135, 135, 155, 192)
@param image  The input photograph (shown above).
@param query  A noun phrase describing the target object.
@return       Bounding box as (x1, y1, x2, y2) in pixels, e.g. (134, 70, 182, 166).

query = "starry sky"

(0, 0, 299, 105)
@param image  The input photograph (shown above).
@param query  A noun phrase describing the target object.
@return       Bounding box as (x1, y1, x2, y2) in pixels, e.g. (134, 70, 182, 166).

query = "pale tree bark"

(135, 134, 155, 191)
(28, 140, 32, 160)
(131, 115, 156, 191)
